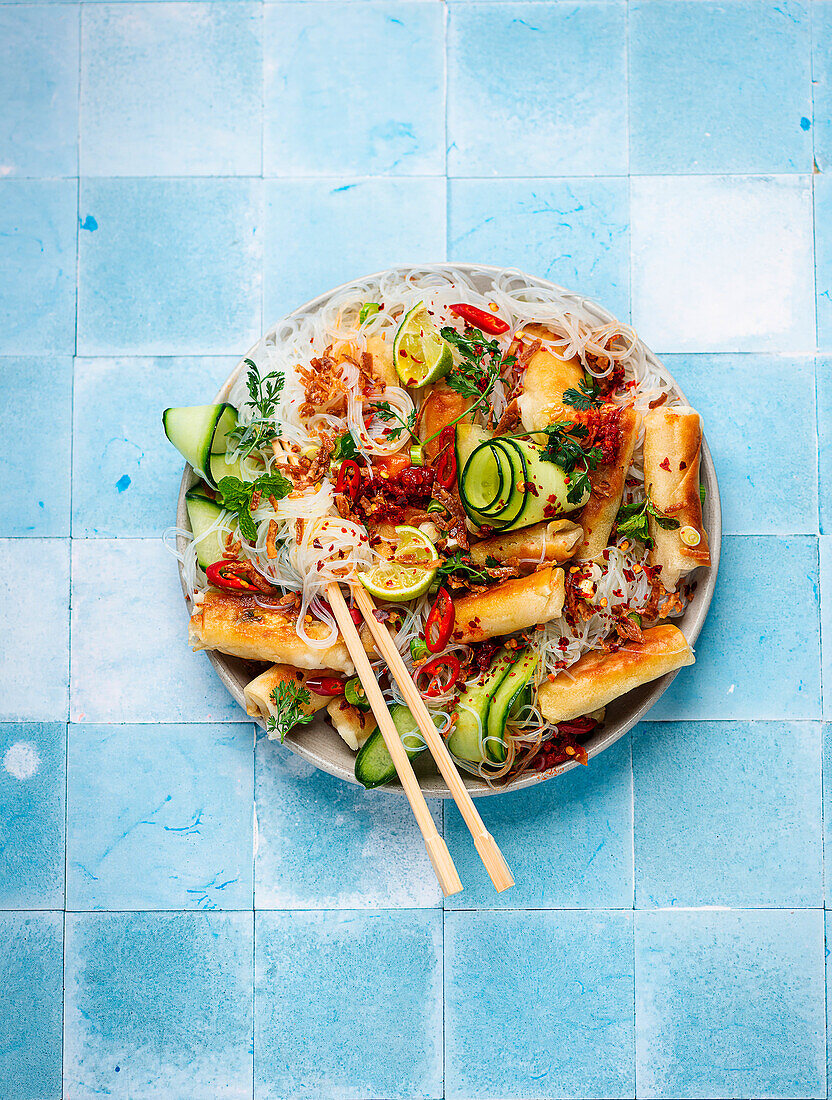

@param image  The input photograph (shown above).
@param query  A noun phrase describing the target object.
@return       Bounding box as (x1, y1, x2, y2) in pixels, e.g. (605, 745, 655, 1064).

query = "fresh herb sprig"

(372, 402, 418, 443)
(216, 471, 292, 541)
(538, 421, 602, 504)
(562, 375, 604, 412)
(332, 430, 359, 460)
(227, 360, 285, 458)
(437, 552, 491, 585)
(615, 497, 680, 548)
(267, 681, 314, 742)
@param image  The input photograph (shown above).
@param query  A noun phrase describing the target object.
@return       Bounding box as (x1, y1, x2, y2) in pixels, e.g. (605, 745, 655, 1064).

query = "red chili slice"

(425, 587, 454, 653)
(416, 653, 461, 698)
(335, 459, 361, 501)
(206, 560, 272, 592)
(449, 303, 510, 336)
(305, 676, 346, 697)
(434, 426, 457, 488)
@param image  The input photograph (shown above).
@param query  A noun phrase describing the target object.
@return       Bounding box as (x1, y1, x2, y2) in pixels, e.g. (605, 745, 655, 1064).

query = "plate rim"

(175, 263, 722, 798)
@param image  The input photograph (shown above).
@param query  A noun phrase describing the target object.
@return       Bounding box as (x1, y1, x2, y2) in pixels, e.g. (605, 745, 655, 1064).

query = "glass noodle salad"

(163, 267, 710, 788)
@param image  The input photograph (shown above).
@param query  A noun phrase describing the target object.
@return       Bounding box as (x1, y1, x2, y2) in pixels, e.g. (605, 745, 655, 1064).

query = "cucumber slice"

(209, 449, 248, 487)
(184, 487, 227, 570)
(162, 404, 237, 482)
(448, 649, 514, 763)
(486, 649, 538, 763)
(461, 439, 528, 530)
(462, 443, 512, 515)
(455, 422, 492, 482)
(355, 704, 439, 789)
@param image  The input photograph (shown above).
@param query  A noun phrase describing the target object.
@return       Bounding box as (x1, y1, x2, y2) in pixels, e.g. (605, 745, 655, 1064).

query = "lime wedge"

(392, 302, 453, 388)
(358, 525, 439, 601)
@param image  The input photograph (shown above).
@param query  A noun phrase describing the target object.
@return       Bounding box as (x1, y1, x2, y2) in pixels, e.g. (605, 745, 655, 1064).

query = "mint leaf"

(216, 471, 292, 543)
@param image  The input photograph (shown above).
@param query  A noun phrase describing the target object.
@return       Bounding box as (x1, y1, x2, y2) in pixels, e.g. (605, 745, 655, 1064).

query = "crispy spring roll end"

(538, 624, 694, 724)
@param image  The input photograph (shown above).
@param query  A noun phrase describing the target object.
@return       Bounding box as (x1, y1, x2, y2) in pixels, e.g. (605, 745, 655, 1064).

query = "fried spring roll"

(189, 592, 355, 674)
(538, 624, 694, 723)
(468, 520, 582, 571)
(245, 664, 331, 732)
(518, 347, 584, 432)
(327, 698, 377, 751)
(577, 406, 641, 560)
(643, 406, 711, 591)
(452, 566, 565, 643)
(417, 381, 472, 462)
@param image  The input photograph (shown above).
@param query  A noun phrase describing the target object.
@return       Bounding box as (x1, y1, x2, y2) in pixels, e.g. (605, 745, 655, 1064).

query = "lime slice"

(358, 525, 439, 600)
(392, 302, 453, 388)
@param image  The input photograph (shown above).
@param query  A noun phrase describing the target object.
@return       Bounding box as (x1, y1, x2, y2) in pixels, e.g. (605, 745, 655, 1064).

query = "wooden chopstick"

(352, 585, 515, 894)
(326, 581, 463, 899)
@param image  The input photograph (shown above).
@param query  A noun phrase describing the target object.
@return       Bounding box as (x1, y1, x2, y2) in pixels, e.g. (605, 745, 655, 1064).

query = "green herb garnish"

(373, 401, 418, 443)
(267, 681, 315, 742)
(615, 497, 680, 548)
(538, 421, 602, 504)
(562, 375, 604, 411)
(359, 303, 380, 324)
(436, 551, 491, 585)
(216, 471, 292, 541)
(332, 430, 358, 460)
(227, 360, 285, 458)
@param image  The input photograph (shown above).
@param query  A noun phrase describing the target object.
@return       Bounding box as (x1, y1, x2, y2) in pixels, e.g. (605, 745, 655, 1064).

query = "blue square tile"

(67, 722, 253, 910)
(0, 6, 79, 175)
(0, 357, 72, 536)
(264, 2, 444, 177)
(0, 912, 63, 1100)
(822, 538, 831, 719)
(263, 178, 445, 321)
(663, 354, 818, 534)
(816, 175, 832, 349)
(255, 732, 442, 909)
(64, 911, 253, 1100)
(81, 3, 261, 176)
(447, 2, 628, 177)
(631, 175, 815, 353)
(0, 180, 77, 355)
(72, 355, 234, 538)
(634, 720, 822, 908)
(77, 178, 261, 356)
(444, 734, 633, 910)
(0, 723, 66, 909)
(822, 724, 832, 902)
(449, 177, 630, 322)
(819, 360, 832, 534)
(629, 0, 812, 175)
(651, 536, 820, 720)
(255, 909, 442, 1100)
(445, 910, 634, 1099)
(636, 909, 826, 1099)
(813, 0, 832, 173)
(70, 538, 245, 723)
(0, 538, 69, 721)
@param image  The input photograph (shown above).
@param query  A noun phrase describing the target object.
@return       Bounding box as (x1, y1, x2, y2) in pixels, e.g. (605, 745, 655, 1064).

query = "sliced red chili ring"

(416, 653, 461, 698)
(206, 559, 273, 592)
(335, 458, 361, 501)
(449, 302, 510, 336)
(305, 676, 346, 697)
(425, 586, 454, 653)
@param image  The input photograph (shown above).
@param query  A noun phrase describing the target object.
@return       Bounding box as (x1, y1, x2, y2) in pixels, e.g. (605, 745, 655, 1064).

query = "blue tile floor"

(0, 2, 829, 1098)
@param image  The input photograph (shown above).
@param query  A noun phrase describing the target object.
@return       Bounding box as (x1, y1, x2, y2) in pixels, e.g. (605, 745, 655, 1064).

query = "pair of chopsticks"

(326, 580, 514, 898)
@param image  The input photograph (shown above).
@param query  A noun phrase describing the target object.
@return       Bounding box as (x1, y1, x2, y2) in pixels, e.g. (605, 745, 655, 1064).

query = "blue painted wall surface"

(0, 1, 828, 1098)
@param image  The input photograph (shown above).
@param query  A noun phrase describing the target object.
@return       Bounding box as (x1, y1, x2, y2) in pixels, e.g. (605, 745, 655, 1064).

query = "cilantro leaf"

(267, 681, 315, 742)
(373, 401, 417, 442)
(437, 552, 490, 585)
(216, 470, 292, 542)
(615, 496, 679, 547)
(537, 421, 602, 504)
(333, 430, 358, 460)
(562, 375, 604, 412)
(227, 360, 285, 458)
